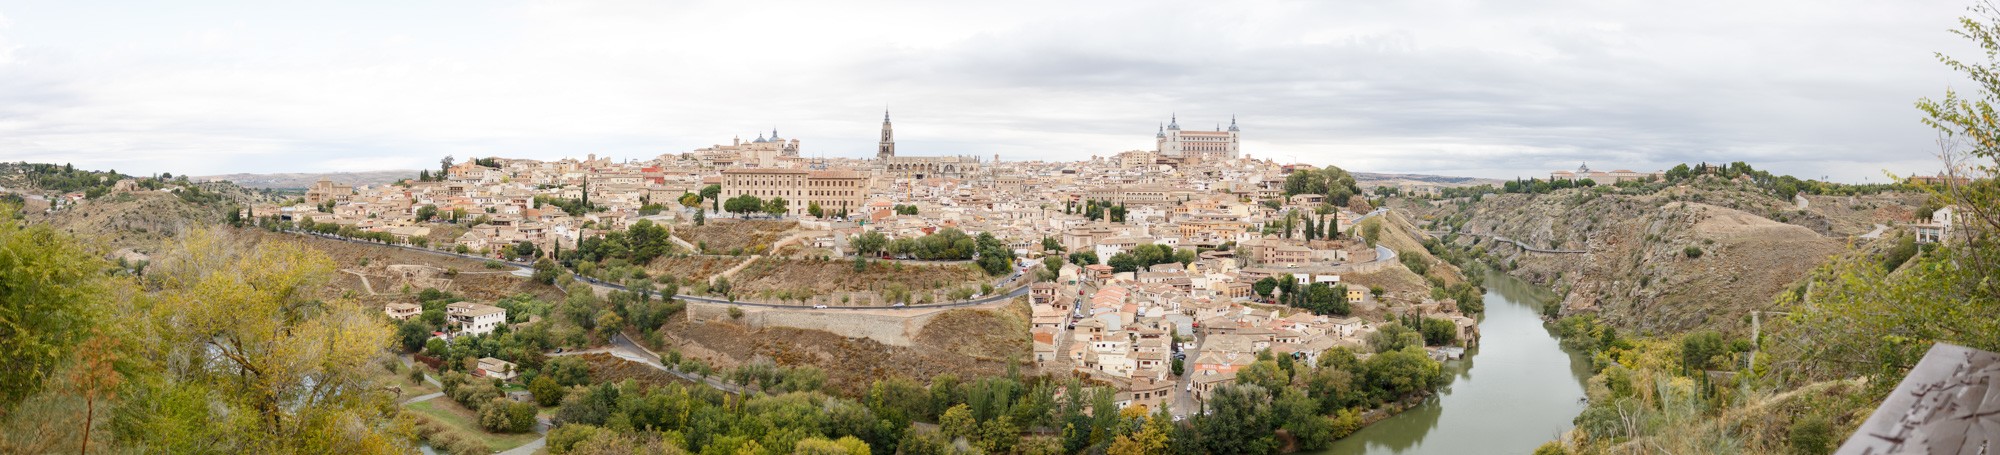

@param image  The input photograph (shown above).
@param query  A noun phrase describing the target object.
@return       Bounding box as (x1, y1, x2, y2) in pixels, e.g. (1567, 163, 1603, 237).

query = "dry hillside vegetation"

(912, 299, 1034, 362)
(1432, 189, 1855, 334)
(679, 220, 795, 254)
(645, 255, 742, 282)
(577, 353, 694, 389)
(37, 192, 226, 251)
(665, 312, 1028, 396)
(727, 257, 988, 299)
(239, 229, 563, 304)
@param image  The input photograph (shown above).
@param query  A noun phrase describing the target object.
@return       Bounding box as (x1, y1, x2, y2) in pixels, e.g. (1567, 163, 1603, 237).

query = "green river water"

(1317, 272, 1593, 454)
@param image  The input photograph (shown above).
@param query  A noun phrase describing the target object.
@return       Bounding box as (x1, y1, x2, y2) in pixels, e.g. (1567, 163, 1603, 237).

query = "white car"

(812, 304, 829, 309)
(891, 302, 907, 307)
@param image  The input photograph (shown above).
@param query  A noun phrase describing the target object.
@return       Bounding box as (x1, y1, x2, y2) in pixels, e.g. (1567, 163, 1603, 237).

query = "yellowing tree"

(129, 229, 408, 453)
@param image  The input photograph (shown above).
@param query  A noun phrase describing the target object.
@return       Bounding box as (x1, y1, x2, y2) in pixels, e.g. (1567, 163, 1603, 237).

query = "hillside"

(195, 170, 418, 189)
(34, 191, 232, 252)
(1408, 181, 1918, 335)
(1352, 171, 1503, 188)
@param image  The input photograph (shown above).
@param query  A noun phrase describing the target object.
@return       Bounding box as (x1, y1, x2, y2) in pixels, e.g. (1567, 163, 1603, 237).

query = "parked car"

(812, 304, 828, 309)
(891, 302, 907, 307)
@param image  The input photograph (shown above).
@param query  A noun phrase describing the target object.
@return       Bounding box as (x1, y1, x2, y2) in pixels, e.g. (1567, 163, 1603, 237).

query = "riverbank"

(1315, 272, 1592, 454)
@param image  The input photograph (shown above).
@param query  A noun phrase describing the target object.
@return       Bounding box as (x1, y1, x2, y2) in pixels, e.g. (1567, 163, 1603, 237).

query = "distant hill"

(1352, 171, 1502, 188)
(195, 170, 417, 189)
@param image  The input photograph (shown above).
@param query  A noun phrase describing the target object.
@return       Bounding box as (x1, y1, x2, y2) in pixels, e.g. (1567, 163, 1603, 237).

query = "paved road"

(1859, 223, 1889, 239)
(608, 333, 745, 394)
(402, 392, 443, 405)
(286, 229, 1033, 310)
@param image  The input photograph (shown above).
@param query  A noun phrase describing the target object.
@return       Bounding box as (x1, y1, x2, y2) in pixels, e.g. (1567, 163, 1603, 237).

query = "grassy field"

(406, 399, 540, 453)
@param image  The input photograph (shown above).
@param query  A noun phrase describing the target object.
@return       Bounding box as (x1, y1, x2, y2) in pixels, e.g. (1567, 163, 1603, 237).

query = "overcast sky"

(0, 1, 1981, 182)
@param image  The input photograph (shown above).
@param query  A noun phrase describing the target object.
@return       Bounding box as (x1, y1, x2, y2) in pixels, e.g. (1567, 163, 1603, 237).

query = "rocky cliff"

(1409, 181, 1914, 335)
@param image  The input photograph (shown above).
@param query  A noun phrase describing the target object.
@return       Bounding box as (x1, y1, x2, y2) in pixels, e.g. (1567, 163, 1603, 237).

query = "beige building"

(690, 129, 801, 168)
(1550, 163, 1662, 183)
(1157, 115, 1241, 161)
(719, 168, 867, 217)
(305, 179, 353, 205)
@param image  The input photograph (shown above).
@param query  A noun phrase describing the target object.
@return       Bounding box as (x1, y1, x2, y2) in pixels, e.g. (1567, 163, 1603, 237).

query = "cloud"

(0, 0, 1978, 182)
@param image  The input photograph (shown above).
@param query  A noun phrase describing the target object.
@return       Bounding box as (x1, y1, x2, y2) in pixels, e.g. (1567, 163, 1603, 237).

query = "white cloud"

(0, 0, 1980, 182)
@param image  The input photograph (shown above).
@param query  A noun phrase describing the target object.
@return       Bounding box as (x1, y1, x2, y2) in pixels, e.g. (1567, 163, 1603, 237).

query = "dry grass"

(727, 257, 988, 299)
(678, 220, 795, 255)
(645, 255, 742, 282)
(666, 312, 1028, 397)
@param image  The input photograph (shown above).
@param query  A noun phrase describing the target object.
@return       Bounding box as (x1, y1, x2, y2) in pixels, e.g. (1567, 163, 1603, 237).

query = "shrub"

(479, 397, 538, 433)
(1789, 414, 1833, 455)
(1683, 246, 1704, 259)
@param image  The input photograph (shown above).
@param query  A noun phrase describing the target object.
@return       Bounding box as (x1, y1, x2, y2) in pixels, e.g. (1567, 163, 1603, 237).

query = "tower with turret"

(1155, 114, 1239, 161)
(878, 110, 896, 160)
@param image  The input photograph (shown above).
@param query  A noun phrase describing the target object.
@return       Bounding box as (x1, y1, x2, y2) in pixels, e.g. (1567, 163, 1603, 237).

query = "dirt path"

(711, 255, 762, 285)
(342, 269, 380, 295)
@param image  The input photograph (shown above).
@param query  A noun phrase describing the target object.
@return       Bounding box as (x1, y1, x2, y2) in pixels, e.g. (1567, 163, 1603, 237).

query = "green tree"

(699, 184, 721, 203)
(415, 204, 438, 222)
(529, 375, 565, 407)
(0, 207, 107, 412)
(765, 196, 789, 217)
(808, 201, 823, 218)
(1194, 384, 1278, 454)
(851, 231, 888, 256)
(532, 257, 560, 285)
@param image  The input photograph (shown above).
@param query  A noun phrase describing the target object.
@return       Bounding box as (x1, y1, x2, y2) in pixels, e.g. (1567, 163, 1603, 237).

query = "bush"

(1788, 415, 1833, 455)
(1683, 246, 1704, 258)
(478, 397, 538, 433)
(727, 306, 744, 319)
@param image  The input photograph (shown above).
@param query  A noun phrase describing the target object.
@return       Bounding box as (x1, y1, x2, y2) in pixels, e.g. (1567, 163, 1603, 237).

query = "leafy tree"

(532, 257, 560, 285)
(808, 201, 824, 218)
(1193, 384, 1278, 454)
(1363, 348, 1441, 398)
(1252, 276, 1279, 298)
(128, 229, 404, 451)
(699, 184, 722, 203)
(479, 397, 538, 433)
(851, 231, 888, 256)
(724, 194, 764, 216)
(765, 196, 789, 217)
(0, 207, 108, 412)
(1367, 322, 1423, 353)
(528, 375, 565, 407)
(396, 320, 431, 352)
(1067, 251, 1099, 266)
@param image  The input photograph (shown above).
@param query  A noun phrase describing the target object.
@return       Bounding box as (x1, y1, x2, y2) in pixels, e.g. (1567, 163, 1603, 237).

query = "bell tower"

(877, 110, 896, 160)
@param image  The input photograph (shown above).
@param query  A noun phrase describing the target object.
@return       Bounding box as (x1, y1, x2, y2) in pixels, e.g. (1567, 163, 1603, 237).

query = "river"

(1317, 272, 1593, 454)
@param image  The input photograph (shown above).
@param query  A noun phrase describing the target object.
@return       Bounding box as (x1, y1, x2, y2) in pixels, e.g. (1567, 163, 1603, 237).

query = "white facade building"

(447, 301, 507, 337)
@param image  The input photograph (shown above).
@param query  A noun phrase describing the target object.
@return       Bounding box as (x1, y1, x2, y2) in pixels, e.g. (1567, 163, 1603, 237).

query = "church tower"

(877, 110, 896, 160)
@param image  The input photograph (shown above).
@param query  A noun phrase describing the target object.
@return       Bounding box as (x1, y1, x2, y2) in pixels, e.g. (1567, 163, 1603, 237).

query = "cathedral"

(875, 110, 982, 179)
